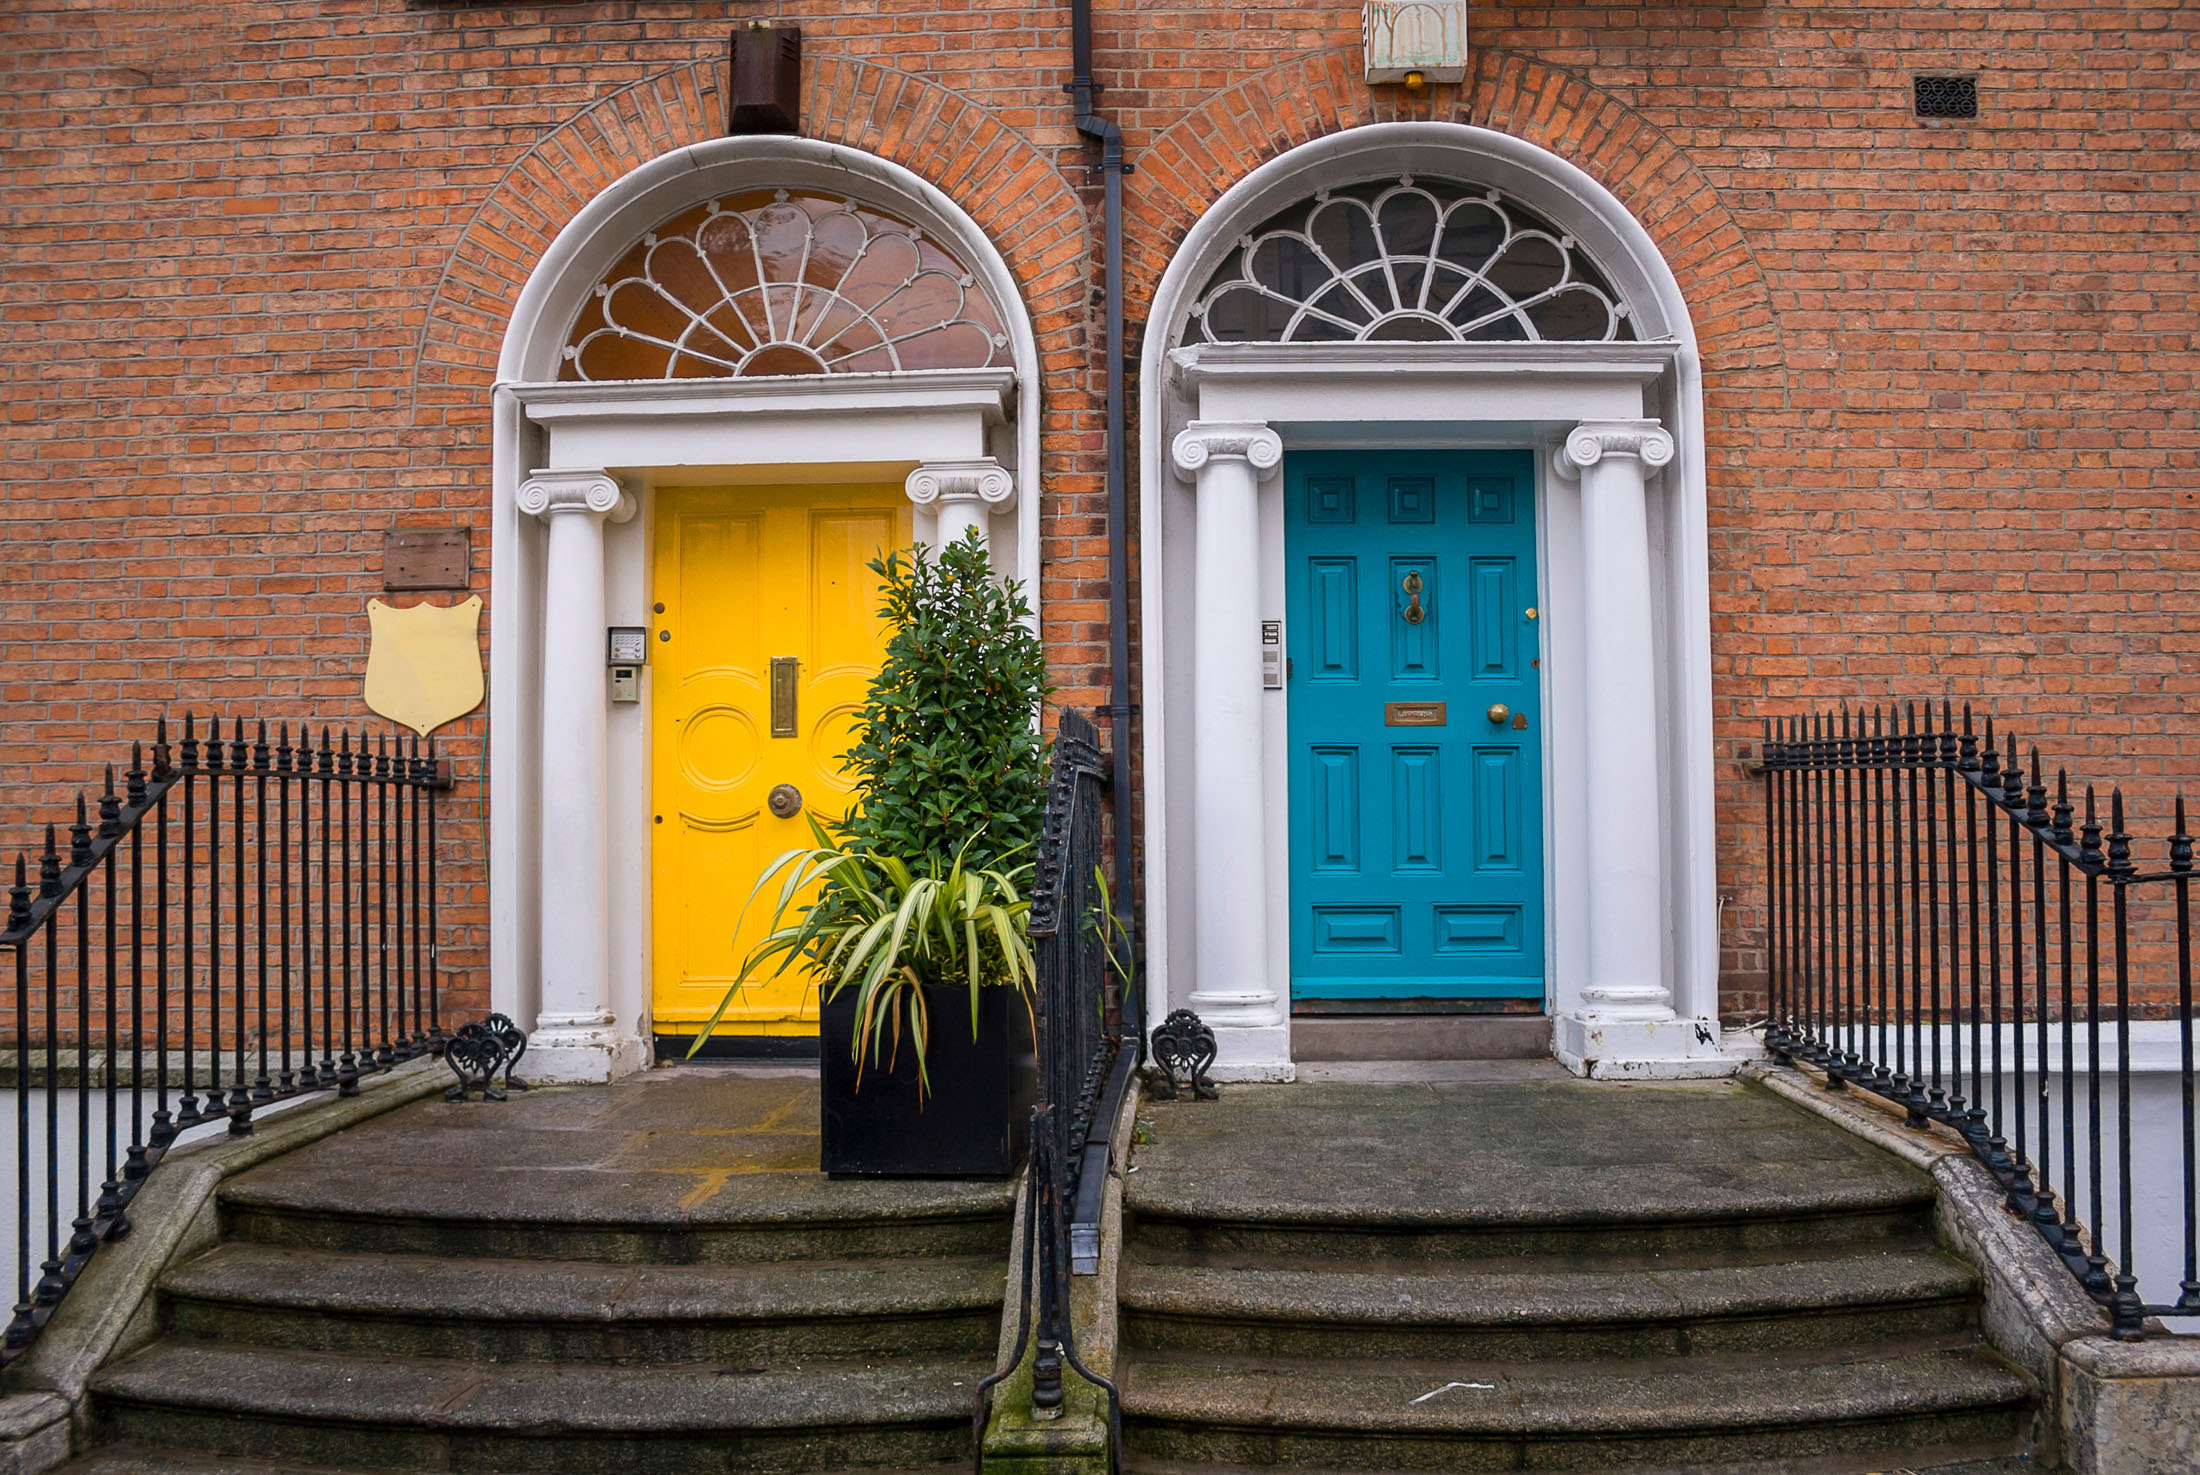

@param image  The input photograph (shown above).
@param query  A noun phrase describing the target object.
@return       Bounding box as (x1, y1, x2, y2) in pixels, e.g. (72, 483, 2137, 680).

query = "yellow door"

(649, 484, 909, 1038)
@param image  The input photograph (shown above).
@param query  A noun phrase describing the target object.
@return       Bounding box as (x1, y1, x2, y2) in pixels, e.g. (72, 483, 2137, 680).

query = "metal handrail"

(1760, 702, 2198, 1339)
(975, 707, 1130, 1463)
(0, 715, 454, 1361)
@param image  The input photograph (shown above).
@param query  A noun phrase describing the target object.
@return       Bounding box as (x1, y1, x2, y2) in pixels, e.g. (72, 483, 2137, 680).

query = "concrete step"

(1291, 1014, 1550, 1062)
(219, 1163, 1014, 1265)
(1127, 1191, 1940, 1271)
(1121, 1248, 1985, 1363)
(92, 1340, 989, 1473)
(161, 1242, 1003, 1365)
(56, 1449, 969, 1475)
(1120, 1344, 2036, 1472)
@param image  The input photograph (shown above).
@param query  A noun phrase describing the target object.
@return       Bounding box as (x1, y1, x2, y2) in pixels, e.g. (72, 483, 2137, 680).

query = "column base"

(1553, 1012, 1736, 1081)
(1204, 1021, 1295, 1082)
(527, 1016, 651, 1084)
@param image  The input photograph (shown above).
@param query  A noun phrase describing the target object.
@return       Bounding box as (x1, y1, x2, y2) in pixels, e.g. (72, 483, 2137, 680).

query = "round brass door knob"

(1487, 704, 1510, 725)
(767, 784, 802, 819)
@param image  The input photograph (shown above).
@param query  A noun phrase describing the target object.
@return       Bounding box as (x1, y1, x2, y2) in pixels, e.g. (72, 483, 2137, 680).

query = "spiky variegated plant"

(688, 532, 1052, 1091)
(688, 819, 1035, 1093)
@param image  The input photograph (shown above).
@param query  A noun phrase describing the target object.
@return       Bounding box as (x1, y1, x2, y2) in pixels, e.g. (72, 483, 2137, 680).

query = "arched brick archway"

(1123, 47, 1787, 398)
(409, 55, 1092, 414)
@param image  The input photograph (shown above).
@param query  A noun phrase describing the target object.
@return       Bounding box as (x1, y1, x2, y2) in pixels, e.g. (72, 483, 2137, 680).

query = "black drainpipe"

(1068, 0, 1138, 1040)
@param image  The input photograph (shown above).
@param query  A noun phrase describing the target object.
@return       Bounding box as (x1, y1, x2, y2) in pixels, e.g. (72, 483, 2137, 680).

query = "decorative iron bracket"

(445, 1015, 529, 1102)
(1149, 1009, 1218, 1101)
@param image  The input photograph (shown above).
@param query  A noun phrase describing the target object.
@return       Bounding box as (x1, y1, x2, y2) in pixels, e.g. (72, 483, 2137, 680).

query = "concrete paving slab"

(223, 1065, 1014, 1228)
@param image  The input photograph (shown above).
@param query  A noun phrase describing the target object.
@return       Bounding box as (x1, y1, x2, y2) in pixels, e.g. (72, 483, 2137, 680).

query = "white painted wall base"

(528, 1019, 654, 1085)
(1553, 1013, 1734, 1080)
(1204, 1024, 1296, 1082)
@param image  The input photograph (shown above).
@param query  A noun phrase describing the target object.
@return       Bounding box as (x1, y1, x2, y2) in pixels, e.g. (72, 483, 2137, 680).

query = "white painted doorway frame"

(487, 137, 1042, 1081)
(1137, 122, 1727, 1080)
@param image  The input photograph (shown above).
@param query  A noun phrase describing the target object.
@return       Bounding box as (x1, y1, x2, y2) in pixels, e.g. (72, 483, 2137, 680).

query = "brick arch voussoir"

(412, 57, 1087, 415)
(1126, 49, 1785, 391)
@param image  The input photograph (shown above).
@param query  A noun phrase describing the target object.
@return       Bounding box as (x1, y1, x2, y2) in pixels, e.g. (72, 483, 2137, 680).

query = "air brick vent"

(1913, 74, 1978, 120)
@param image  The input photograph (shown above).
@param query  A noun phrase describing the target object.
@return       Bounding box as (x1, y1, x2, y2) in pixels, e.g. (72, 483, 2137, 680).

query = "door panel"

(1286, 450, 1544, 1002)
(650, 485, 908, 1035)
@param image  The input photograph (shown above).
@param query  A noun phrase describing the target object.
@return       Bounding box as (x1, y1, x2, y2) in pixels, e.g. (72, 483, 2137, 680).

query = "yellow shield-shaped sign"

(363, 597, 484, 737)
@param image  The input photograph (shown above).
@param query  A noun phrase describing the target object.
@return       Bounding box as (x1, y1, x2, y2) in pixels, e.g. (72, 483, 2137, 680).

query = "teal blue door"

(1286, 449, 1545, 1002)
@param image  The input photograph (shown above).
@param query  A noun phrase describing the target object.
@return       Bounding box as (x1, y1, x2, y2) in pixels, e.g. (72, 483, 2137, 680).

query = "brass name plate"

(1385, 701, 1447, 727)
(770, 657, 799, 737)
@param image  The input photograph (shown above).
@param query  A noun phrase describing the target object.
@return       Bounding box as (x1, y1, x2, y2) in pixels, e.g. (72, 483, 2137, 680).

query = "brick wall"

(4, 0, 2197, 1022)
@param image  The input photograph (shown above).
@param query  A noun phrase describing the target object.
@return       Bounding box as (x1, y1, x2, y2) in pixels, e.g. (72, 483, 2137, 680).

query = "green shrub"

(834, 531, 1051, 872)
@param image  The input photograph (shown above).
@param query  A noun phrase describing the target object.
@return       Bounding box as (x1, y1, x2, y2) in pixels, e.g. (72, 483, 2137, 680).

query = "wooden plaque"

(384, 527, 471, 592)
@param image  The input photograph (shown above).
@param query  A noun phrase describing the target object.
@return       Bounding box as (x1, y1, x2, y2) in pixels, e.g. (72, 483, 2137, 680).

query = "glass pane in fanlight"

(1526, 288, 1619, 343)
(1198, 285, 1294, 343)
(899, 320, 997, 371)
(1375, 187, 1441, 261)
(572, 332, 670, 381)
(603, 279, 690, 346)
(837, 229, 925, 311)
(1433, 200, 1507, 274)
(1306, 282, 1375, 334)
(1366, 313, 1455, 343)
(1248, 234, 1327, 302)
(1306, 196, 1379, 279)
(1485, 235, 1567, 304)
(670, 322, 746, 377)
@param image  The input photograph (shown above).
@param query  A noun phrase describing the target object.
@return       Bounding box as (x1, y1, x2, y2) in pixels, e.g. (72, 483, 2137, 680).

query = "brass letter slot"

(1385, 701, 1447, 727)
(770, 657, 799, 737)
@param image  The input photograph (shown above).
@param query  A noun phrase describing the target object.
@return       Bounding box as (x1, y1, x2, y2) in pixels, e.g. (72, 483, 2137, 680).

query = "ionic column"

(1172, 421, 1288, 1072)
(1555, 422, 1674, 1022)
(906, 458, 1014, 549)
(516, 468, 636, 1081)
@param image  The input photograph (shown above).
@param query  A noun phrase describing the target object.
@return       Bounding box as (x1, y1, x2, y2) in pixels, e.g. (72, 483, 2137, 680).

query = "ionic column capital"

(1550, 420, 1675, 481)
(518, 468, 635, 524)
(904, 457, 1015, 510)
(1172, 420, 1283, 481)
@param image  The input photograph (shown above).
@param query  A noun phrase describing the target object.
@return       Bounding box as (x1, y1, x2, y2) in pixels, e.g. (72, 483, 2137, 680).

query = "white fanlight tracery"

(562, 188, 1012, 382)
(1186, 175, 1636, 348)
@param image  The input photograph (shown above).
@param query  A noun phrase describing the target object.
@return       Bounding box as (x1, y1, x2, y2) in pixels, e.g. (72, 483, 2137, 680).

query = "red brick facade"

(5, 0, 2197, 1021)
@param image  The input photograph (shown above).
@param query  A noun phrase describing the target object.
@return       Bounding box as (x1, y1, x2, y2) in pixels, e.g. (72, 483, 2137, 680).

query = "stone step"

(1121, 1248, 1985, 1362)
(1120, 1345, 2036, 1472)
(56, 1449, 970, 1475)
(1290, 1014, 1551, 1062)
(1126, 1191, 1940, 1271)
(92, 1340, 991, 1473)
(161, 1242, 1003, 1364)
(219, 1163, 1014, 1265)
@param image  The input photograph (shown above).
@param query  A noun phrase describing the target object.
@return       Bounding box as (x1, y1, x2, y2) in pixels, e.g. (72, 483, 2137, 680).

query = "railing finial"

(7, 854, 29, 933)
(2107, 789, 2132, 876)
(126, 743, 147, 810)
(98, 767, 121, 840)
(152, 715, 171, 780)
(69, 795, 91, 867)
(38, 826, 60, 898)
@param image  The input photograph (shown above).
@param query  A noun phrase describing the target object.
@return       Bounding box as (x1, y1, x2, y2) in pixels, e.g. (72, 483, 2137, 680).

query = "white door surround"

(488, 138, 1042, 1083)
(1138, 123, 1728, 1081)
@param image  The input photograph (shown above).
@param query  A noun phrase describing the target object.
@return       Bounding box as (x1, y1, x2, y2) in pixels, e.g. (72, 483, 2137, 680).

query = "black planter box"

(818, 979, 1034, 1178)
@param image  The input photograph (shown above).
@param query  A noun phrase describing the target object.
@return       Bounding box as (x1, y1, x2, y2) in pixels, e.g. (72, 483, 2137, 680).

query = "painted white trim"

(1138, 122, 1720, 1074)
(488, 138, 1042, 1073)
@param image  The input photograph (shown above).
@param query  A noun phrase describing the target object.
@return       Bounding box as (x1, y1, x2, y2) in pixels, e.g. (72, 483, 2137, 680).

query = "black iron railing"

(1761, 703, 2198, 1339)
(977, 707, 1134, 1456)
(0, 716, 454, 1361)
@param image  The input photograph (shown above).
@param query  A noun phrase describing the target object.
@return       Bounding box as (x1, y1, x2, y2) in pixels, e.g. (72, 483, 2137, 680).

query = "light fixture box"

(1363, 0, 1469, 84)
(728, 25, 801, 135)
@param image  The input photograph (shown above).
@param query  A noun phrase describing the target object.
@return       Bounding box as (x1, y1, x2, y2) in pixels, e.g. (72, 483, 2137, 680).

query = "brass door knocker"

(1401, 570, 1426, 625)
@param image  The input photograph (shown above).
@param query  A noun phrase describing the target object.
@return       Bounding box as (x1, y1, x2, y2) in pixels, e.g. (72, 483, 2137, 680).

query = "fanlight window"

(562, 189, 1011, 381)
(1186, 176, 1635, 346)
